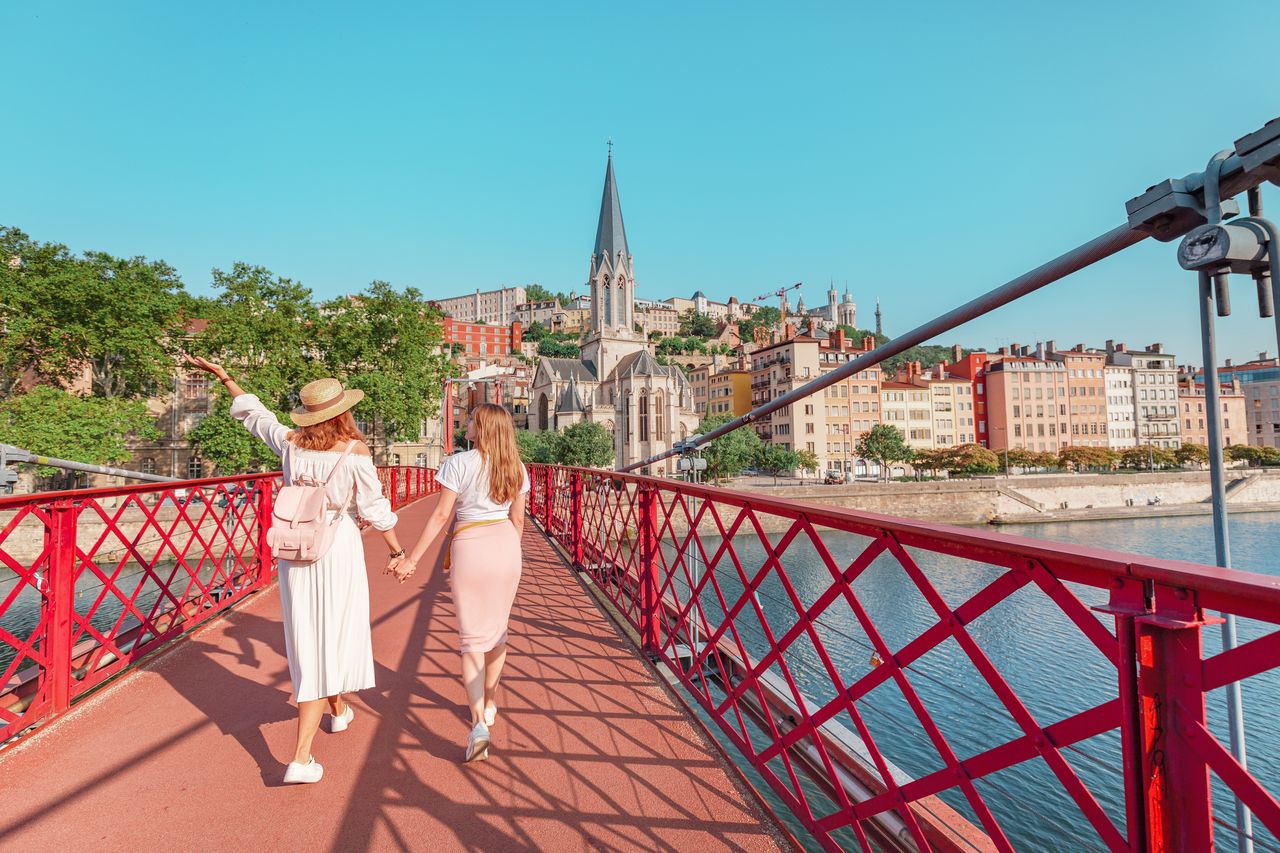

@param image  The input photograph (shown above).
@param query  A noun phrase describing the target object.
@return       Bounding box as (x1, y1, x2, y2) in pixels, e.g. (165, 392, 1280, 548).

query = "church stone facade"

(529, 153, 700, 473)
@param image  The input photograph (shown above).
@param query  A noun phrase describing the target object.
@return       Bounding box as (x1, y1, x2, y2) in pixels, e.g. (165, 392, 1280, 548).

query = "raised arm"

(184, 354, 291, 455)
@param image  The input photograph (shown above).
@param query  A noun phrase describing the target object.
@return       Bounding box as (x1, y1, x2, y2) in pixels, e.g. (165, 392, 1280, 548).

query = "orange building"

(1177, 377, 1247, 448)
(1047, 343, 1108, 448)
(985, 356, 1070, 453)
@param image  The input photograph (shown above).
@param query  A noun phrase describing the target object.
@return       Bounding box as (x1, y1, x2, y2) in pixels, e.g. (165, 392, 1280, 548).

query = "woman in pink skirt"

(396, 403, 528, 762)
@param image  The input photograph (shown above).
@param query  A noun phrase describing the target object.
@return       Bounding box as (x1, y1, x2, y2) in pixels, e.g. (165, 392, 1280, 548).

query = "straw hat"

(289, 378, 365, 426)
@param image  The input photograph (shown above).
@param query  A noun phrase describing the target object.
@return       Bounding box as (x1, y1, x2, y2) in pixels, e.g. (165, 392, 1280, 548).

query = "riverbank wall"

(726, 470, 1280, 526)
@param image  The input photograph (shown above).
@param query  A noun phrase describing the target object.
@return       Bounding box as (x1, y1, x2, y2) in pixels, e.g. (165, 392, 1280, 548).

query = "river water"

(668, 512, 1280, 852)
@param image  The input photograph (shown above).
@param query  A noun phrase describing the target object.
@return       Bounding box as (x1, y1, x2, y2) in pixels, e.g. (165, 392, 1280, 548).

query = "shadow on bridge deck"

(0, 494, 783, 852)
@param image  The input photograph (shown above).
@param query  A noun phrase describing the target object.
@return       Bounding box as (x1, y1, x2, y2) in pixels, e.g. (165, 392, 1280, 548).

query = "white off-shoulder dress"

(231, 394, 397, 703)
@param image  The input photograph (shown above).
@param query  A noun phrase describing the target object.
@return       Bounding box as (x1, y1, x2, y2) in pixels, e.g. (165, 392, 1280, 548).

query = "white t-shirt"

(435, 449, 531, 522)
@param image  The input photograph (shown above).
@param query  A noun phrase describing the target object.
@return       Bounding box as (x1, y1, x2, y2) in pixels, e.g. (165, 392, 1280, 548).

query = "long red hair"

(290, 410, 366, 451)
(471, 403, 522, 503)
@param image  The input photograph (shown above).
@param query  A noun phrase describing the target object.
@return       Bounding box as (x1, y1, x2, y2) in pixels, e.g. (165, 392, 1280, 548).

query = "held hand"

(183, 353, 229, 382)
(393, 556, 419, 584)
(384, 554, 403, 576)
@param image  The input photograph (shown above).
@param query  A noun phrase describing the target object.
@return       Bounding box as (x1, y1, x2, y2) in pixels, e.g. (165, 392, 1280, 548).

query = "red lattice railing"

(529, 464, 1280, 853)
(0, 465, 436, 743)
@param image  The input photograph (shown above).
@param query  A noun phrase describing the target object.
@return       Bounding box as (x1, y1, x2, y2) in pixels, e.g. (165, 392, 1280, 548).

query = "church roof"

(612, 348, 680, 380)
(593, 153, 629, 262)
(540, 356, 597, 383)
(557, 377, 586, 413)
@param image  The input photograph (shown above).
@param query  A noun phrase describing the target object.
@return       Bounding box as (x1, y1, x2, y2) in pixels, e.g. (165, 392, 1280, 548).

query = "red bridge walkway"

(0, 494, 784, 852)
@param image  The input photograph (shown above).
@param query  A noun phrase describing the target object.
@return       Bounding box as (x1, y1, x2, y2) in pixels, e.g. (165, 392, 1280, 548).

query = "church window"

(538, 393, 549, 429)
(640, 393, 650, 441)
(655, 392, 664, 438)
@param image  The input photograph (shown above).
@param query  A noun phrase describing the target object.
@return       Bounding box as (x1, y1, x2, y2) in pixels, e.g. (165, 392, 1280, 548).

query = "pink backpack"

(266, 440, 357, 564)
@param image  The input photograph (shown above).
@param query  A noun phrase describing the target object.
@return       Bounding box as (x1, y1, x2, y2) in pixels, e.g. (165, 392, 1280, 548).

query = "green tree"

(738, 306, 781, 341)
(795, 448, 819, 477)
(755, 444, 801, 483)
(1175, 442, 1210, 467)
(911, 448, 950, 477)
(523, 321, 549, 342)
(187, 263, 324, 468)
(943, 443, 1000, 475)
(516, 429, 558, 464)
(1120, 444, 1177, 470)
(1004, 447, 1038, 470)
(186, 396, 285, 473)
(855, 424, 914, 481)
(319, 281, 453, 447)
(679, 309, 717, 338)
(697, 414, 763, 481)
(525, 284, 569, 304)
(538, 339, 581, 358)
(0, 227, 187, 398)
(0, 387, 159, 481)
(554, 421, 614, 468)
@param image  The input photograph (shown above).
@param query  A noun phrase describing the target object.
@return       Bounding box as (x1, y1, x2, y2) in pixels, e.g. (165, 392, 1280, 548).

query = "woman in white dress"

(185, 356, 405, 785)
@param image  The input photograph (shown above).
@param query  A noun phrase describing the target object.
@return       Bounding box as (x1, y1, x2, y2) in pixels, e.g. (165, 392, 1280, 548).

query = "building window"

(187, 457, 205, 479)
(140, 457, 156, 475)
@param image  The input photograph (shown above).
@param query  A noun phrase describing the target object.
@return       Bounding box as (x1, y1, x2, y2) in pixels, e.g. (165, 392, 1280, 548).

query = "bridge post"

(390, 468, 400, 510)
(1135, 585, 1216, 852)
(256, 480, 274, 586)
(45, 499, 78, 716)
(638, 482, 660, 653)
(542, 468, 553, 531)
(570, 471, 583, 567)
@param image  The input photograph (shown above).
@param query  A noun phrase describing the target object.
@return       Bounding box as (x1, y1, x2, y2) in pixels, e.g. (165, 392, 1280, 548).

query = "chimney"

(1035, 342, 1046, 360)
(1226, 358, 1234, 367)
(863, 336, 875, 351)
(1011, 342, 1020, 355)
(1045, 340, 1056, 356)
(1261, 351, 1270, 361)
(1105, 339, 1115, 354)
(1116, 343, 1127, 353)
(937, 361, 948, 378)
(952, 344, 963, 362)
(999, 346, 1010, 356)
(832, 328, 846, 351)
(1075, 343, 1085, 352)
(1149, 342, 1164, 354)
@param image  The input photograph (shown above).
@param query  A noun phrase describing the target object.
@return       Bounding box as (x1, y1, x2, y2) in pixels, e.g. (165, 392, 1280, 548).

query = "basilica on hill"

(528, 152, 701, 472)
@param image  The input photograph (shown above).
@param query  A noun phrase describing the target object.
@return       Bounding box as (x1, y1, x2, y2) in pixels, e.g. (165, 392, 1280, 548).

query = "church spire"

(875, 297, 882, 336)
(593, 149, 629, 262)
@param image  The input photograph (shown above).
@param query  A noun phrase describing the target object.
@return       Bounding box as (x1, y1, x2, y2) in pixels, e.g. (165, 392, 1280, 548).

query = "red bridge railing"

(0, 465, 436, 743)
(528, 464, 1280, 853)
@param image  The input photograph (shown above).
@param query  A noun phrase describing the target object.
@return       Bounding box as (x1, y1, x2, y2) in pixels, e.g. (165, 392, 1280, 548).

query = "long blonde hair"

(471, 403, 523, 504)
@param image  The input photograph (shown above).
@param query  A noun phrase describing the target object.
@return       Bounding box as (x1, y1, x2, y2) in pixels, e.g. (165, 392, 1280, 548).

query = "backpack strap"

(325, 440, 359, 516)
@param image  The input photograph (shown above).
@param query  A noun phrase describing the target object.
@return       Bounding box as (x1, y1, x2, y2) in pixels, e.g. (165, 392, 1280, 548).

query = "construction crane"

(752, 282, 802, 304)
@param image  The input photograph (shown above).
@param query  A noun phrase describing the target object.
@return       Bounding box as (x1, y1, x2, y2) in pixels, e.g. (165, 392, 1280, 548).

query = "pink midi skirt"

(449, 520, 523, 653)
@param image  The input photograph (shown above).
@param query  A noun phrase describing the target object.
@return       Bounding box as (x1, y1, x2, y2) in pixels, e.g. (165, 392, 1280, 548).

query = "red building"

(947, 351, 996, 447)
(442, 319, 523, 357)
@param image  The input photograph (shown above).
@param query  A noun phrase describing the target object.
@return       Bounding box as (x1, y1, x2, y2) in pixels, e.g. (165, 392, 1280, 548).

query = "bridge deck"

(0, 495, 782, 852)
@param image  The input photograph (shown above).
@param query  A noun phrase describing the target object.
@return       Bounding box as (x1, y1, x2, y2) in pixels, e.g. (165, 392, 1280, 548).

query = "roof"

(881, 381, 919, 391)
(557, 378, 586, 413)
(539, 356, 597, 383)
(593, 153, 629, 262)
(692, 290, 706, 298)
(611, 349, 685, 382)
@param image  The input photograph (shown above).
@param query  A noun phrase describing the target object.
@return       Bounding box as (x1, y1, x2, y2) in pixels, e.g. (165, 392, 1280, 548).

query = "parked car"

(823, 470, 844, 485)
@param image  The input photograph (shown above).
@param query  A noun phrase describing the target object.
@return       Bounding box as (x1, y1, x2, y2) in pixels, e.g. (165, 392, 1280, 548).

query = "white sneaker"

(330, 705, 354, 733)
(483, 704, 497, 727)
(283, 757, 323, 784)
(465, 722, 490, 763)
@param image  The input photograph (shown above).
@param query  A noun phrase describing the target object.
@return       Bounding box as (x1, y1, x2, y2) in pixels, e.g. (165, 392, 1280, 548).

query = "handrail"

(0, 465, 439, 743)
(530, 463, 1280, 852)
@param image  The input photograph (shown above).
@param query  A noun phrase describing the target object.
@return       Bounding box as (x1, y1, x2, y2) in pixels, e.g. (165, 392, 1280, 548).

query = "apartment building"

(442, 319, 523, 358)
(514, 299, 559, 328)
(943, 350, 995, 447)
(708, 368, 751, 417)
(1107, 342, 1180, 450)
(985, 356, 1070, 453)
(1046, 343, 1109, 448)
(1176, 376, 1247, 448)
(1212, 354, 1280, 448)
(636, 303, 680, 337)
(820, 331, 882, 474)
(433, 285, 528, 324)
(750, 336, 821, 454)
(1105, 365, 1138, 449)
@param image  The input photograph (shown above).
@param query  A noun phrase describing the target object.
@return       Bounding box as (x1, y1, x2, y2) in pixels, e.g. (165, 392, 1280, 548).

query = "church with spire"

(528, 150, 701, 472)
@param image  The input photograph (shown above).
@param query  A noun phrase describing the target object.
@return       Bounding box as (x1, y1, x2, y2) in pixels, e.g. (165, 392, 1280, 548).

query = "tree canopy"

(697, 414, 764, 481)
(553, 421, 615, 468)
(855, 424, 914, 480)
(1058, 445, 1119, 471)
(1174, 442, 1210, 467)
(678, 308, 717, 338)
(0, 386, 159, 478)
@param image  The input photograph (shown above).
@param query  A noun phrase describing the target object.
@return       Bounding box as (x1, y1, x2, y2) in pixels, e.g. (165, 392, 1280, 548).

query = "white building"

(433, 285, 528, 324)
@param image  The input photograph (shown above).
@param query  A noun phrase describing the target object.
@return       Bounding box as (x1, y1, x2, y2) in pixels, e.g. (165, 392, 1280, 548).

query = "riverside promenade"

(0, 493, 783, 852)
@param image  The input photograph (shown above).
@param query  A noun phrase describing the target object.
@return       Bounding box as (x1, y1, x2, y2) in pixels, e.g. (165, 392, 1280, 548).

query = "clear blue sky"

(5, 2, 1280, 365)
